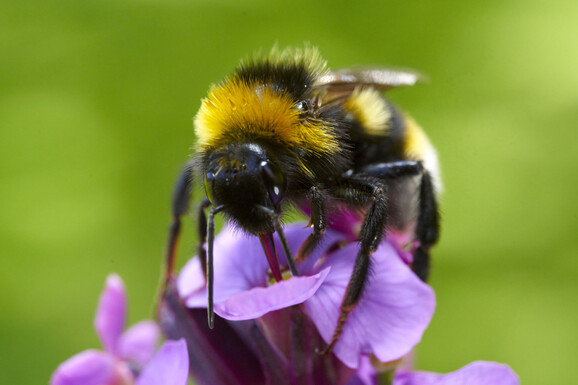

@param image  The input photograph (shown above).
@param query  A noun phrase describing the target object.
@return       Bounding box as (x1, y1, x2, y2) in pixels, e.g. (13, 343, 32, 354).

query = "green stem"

(377, 369, 395, 385)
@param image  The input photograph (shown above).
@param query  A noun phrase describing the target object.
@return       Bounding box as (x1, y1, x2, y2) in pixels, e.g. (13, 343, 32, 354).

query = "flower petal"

(344, 356, 376, 385)
(160, 287, 266, 385)
(94, 274, 126, 354)
(394, 361, 520, 385)
(176, 256, 206, 302)
(178, 226, 271, 307)
(214, 267, 331, 320)
(118, 320, 160, 366)
(136, 339, 189, 385)
(325, 208, 363, 241)
(179, 224, 344, 309)
(304, 240, 435, 369)
(50, 350, 116, 385)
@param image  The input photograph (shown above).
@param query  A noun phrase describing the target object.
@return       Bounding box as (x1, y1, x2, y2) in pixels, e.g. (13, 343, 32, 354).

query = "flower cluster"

(52, 223, 520, 384)
(158, 222, 520, 385)
(50, 275, 189, 385)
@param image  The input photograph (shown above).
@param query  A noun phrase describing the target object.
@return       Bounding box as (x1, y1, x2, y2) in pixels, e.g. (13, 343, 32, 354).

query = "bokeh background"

(1, 0, 577, 384)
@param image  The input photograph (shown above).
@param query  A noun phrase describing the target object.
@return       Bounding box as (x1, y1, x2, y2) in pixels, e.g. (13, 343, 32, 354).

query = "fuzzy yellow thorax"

(194, 78, 340, 158)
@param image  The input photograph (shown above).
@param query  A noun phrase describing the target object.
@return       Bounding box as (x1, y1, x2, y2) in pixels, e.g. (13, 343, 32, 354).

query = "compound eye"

(204, 171, 216, 204)
(296, 100, 309, 112)
(259, 160, 286, 207)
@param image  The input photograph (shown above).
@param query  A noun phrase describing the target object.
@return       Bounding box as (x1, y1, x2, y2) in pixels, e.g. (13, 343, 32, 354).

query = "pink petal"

(50, 350, 116, 385)
(214, 267, 331, 320)
(94, 274, 126, 354)
(325, 208, 364, 241)
(136, 339, 189, 385)
(178, 226, 272, 307)
(345, 356, 377, 385)
(387, 230, 416, 265)
(394, 361, 520, 385)
(118, 320, 160, 366)
(304, 240, 435, 369)
(179, 224, 345, 311)
(176, 256, 206, 303)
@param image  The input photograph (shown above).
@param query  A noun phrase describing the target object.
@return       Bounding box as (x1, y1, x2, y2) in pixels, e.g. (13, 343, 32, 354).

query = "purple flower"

(158, 290, 273, 385)
(178, 223, 435, 370)
(393, 361, 520, 385)
(347, 359, 520, 385)
(159, 221, 521, 384)
(135, 339, 189, 385)
(51, 274, 189, 385)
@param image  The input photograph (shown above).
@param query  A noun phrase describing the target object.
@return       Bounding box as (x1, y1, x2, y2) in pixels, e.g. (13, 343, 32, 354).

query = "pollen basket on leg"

(194, 78, 340, 158)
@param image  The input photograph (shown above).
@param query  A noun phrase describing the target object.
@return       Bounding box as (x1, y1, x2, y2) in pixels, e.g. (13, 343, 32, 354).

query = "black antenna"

(207, 205, 224, 329)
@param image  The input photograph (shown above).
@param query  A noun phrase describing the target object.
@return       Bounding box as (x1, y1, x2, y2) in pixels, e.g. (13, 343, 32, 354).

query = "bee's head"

(203, 142, 286, 233)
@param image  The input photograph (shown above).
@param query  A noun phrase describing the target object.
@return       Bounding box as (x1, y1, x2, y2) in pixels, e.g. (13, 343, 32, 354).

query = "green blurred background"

(1, 0, 576, 383)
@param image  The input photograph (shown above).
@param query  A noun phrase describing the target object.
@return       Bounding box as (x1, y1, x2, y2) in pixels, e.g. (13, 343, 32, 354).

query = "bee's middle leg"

(320, 175, 388, 354)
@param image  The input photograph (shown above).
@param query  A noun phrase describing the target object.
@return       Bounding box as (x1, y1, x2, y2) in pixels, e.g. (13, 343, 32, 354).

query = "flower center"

(266, 265, 292, 285)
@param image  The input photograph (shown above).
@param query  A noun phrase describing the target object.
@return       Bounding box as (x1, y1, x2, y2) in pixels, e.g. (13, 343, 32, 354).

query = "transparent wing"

(315, 67, 425, 93)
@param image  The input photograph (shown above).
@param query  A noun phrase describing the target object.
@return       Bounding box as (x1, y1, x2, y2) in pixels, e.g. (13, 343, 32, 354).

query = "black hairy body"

(163, 47, 441, 354)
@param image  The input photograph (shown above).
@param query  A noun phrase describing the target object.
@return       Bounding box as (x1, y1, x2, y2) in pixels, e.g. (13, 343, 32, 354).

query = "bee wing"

(315, 67, 425, 93)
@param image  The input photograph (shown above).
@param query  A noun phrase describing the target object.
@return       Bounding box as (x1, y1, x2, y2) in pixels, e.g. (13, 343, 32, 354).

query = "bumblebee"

(164, 47, 440, 353)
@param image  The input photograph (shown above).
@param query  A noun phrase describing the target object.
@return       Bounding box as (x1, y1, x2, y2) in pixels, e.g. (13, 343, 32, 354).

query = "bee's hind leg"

(413, 171, 440, 282)
(360, 161, 440, 281)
